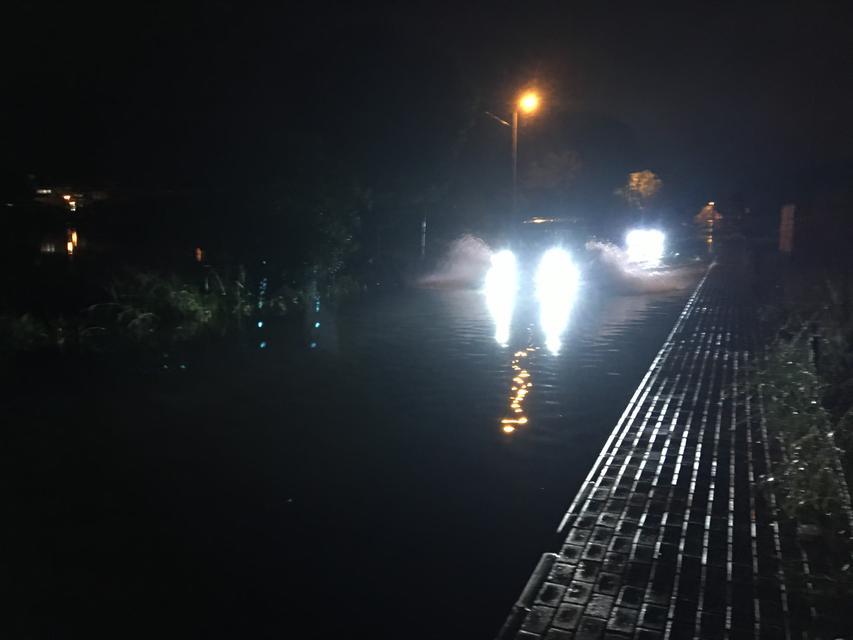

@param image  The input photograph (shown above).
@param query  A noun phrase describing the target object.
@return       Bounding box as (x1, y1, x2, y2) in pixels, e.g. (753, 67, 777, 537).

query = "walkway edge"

(555, 265, 713, 535)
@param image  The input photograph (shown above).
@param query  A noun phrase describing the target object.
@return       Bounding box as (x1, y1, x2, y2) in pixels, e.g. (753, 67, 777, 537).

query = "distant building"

(33, 186, 109, 212)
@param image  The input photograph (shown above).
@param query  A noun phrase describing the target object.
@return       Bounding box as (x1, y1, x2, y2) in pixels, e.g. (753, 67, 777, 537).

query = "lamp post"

(485, 90, 541, 215)
(514, 93, 540, 211)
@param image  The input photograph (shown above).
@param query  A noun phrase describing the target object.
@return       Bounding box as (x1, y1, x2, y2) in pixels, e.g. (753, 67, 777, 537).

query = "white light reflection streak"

(484, 250, 518, 347)
(500, 347, 537, 434)
(535, 248, 580, 355)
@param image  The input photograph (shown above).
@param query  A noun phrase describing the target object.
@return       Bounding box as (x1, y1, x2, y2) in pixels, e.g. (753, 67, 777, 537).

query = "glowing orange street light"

(518, 91, 540, 114)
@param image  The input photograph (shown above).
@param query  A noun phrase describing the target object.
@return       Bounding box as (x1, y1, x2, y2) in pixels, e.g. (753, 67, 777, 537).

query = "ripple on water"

(328, 286, 689, 453)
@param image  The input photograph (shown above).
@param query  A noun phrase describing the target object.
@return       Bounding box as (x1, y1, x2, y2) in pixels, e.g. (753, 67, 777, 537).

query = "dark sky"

(5, 1, 852, 208)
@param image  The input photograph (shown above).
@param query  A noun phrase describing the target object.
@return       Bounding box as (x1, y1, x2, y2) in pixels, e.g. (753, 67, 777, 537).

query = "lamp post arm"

(484, 111, 511, 128)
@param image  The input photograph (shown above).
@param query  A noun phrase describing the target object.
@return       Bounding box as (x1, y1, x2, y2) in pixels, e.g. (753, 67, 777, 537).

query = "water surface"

(6, 278, 694, 638)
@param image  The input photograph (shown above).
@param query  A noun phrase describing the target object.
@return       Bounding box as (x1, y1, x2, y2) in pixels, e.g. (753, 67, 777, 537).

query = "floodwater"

(5, 268, 697, 638)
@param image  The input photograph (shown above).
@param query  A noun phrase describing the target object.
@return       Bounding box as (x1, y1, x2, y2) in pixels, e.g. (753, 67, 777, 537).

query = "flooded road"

(5, 275, 697, 638)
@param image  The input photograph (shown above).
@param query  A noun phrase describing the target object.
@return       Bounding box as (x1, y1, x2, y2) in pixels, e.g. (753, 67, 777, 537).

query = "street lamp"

(485, 89, 542, 214)
(513, 91, 540, 214)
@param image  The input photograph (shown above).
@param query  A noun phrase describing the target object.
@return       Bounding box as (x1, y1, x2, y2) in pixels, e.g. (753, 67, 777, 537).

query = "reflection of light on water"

(483, 250, 518, 346)
(65, 228, 79, 255)
(40, 228, 80, 256)
(500, 347, 536, 434)
(535, 248, 580, 354)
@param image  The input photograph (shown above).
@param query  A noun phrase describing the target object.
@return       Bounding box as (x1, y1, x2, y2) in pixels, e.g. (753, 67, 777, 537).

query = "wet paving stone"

(585, 594, 615, 619)
(729, 625, 756, 640)
(635, 481, 653, 494)
(585, 500, 604, 514)
(662, 525, 682, 545)
(703, 566, 727, 613)
(536, 582, 567, 607)
(646, 500, 667, 517)
(635, 529, 658, 546)
(655, 543, 678, 565)
(624, 505, 645, 521)
(583, 544, 607, 561)
(561, 544, 584, 564)
(575, 560, 602, 583)
(548, 563, 576, 586)
(631, 544, 655, 563)
(644, 577, 672, 606)
(628, 493, 647, 507)
(575, 616, 606, 640)
(708, 517, 727, 534)
(564, 580, 593, 605)
(699, 611, 725, 640)
(595, 572, 622, 596)
(543, 629, 574, 640)
(639, 513, 663, 531)
(592, 488, 612, 501)
(606, 606, 638, 634)
(731, 563, 751, 586)
(667, 623, 695, 640)
(672, 598, 697, 628)
(638, 604, 667, 631)
(521, 605, 556, 633)
(591, 527, 614, 544)
(677, 557, 701, 602)
(551, 603, 584, 631)
(624, 562, 652, 589)
(609, 537, 632, 554)
(569, 528, 592, 544)
(759, 625, 784, 640)
(602, 552, 626, 573)
(597, 511, 620, 528)
(706, 543, 727, 567)
(730, 594, 754, 630)
(616, 585, 645, 609)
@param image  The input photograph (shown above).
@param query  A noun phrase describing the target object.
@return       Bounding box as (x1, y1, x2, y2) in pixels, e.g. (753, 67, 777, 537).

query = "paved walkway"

(500, 263, 810, 640)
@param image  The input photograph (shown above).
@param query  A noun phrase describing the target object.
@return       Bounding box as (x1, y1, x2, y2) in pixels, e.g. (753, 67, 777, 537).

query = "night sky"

(5, 2, 853, 209)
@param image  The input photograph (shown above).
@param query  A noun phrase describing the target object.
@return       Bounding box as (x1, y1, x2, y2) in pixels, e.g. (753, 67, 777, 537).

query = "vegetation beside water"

(1, 269, 285, 357)
(755, 262, 853, 636)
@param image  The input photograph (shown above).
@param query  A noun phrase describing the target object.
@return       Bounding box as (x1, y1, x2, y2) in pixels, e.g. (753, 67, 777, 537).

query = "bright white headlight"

(626, 229, 665, 265)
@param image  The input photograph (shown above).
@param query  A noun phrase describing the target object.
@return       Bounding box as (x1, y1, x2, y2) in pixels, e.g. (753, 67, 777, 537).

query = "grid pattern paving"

(503, 265, 808, 640)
